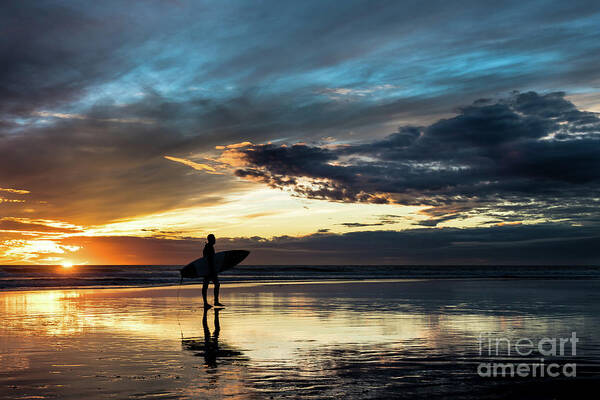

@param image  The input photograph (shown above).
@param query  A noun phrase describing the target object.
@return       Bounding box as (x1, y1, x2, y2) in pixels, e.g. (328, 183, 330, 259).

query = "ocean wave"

(1, 265, 599, 290)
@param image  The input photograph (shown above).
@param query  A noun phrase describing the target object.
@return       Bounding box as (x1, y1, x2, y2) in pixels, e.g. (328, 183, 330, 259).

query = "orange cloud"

(0, 217, 84, 234)
(214, 141, 253, 150)
(164, 156, 218, 173)
(216, 148, 250, 167)
(242, 211, 280, 219)
(0, 187, 30, 194)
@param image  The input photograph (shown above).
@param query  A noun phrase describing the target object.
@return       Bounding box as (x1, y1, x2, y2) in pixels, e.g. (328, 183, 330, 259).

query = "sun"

(61, 261, 74, 269)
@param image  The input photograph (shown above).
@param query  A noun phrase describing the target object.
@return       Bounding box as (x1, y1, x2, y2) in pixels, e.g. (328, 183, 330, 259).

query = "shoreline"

(1, 274, 599, 293)
(0, 278, 425, 293)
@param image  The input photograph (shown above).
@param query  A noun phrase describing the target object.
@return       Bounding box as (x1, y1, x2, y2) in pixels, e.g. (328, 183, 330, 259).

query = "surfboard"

(180, 250, 249, 279)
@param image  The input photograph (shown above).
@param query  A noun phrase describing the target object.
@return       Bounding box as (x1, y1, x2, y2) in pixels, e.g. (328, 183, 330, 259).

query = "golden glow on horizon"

(61, 261, 74, 269)
(0, 184, 508, 264)
(0, 239, 81, 264)
(84, 188, 425, 239)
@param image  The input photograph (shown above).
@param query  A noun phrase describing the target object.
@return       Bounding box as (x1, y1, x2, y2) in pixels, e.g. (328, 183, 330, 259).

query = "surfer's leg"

(202, 277, 212, 308)
(213, 277, 224, 306)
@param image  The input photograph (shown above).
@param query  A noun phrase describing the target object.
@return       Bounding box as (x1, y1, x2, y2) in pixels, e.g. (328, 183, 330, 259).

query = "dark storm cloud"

(225, 223, 600, 265)
(0, 1, 148, 117)
(3, 0, 600, 125)
(229, 92, 600, 223)
(415, 214, 463, 227)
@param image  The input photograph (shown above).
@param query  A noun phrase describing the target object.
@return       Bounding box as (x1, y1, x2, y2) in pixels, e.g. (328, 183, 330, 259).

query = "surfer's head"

(207, 233, 216, 244)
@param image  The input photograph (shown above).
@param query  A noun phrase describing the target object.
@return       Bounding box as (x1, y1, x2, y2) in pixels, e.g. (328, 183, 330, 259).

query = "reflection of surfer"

(202, 234, 223, 309)
(202, 308, 220, 368)
(181, 308, 246, 366)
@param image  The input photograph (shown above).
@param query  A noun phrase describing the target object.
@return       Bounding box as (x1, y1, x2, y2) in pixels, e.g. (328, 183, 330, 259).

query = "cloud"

(164, 156, 218, 173)
(0, 239, 80, 264)
(0, 198, 25, 204)
(55, 222, 600, 265)
(225, 223, 600, 265)
(317, 85, 400, 100)
(0, 217, 83, 234)
(415, 214, 463, 227)
(339, 222, 385, 228)
(0, 187, 30, 194)
(223, 92, 600, 223)
(0, 116, 237, 225)
(215, 142, 253, 150)
(34, 111, 154, 125)
(2, 1, 600, 264)
(242, 211, 280, 219)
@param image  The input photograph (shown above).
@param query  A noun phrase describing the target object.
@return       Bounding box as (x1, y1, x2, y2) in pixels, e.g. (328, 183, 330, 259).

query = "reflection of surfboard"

(180, 250, 249, 279)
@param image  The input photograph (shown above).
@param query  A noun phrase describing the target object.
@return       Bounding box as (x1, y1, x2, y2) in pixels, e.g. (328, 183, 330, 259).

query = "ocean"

(1, 264, 599, 290)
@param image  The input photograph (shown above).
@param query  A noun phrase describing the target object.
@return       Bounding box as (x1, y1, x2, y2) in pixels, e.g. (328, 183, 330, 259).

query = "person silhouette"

(202, 234, 223, 309)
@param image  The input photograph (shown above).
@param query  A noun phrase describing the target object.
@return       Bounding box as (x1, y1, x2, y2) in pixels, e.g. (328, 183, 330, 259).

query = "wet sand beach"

(2, 279, 600, 399)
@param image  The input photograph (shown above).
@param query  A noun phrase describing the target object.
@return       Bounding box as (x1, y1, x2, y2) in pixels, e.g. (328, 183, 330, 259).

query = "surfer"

(202, 234, 223, 309)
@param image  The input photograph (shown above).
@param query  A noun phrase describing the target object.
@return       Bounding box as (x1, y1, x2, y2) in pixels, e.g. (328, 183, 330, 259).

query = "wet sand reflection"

(1, 280, 600, 399)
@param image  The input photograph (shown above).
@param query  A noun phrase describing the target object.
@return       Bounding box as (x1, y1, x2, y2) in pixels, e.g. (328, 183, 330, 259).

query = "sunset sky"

(1, 0, 599, 265)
